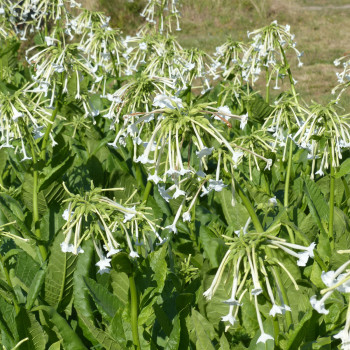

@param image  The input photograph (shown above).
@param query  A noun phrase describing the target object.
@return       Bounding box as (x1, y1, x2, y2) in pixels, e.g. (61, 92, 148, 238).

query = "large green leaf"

(77, 312, 123, 350)
(138, 244, 168, 325)
(191, 309, 216, 350)
(35, 306, 87, 350)
(15, 252, 40, 288)
(83, 276, 121, 321)
(0, 296, 17, 342)
(16, 308, 47, 350)
(304, 178, 329, 221)
(44, 232, 77, 311)
(164, 315, 181, 350)
(110, 270, 129, 305)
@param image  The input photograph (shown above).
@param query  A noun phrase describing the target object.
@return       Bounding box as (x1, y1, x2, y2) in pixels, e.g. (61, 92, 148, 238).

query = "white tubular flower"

(240, 113, 248, 130)
(270, 240, 316, 267)
(182, 212, 191, 222)
(223, 256, 242, 306)
(221, 311, 236, 326)
(203, 249, 232, 300)
(153, 94, 183, 110)
(254, 295, 274, 344)
(215, 105, 231, 123)
(165, 198, 185, 234)
(158, 185, 172, 202)
(257, 332, 274, 344)
(196, 147, 214, 159)
(310, 292, 333, 315)
(247, 248, 262, 296)
(96, 257, 112, 274)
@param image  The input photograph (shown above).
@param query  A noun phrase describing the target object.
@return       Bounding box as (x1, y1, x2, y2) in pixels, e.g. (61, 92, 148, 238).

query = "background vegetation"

(81, 0, 350, 105)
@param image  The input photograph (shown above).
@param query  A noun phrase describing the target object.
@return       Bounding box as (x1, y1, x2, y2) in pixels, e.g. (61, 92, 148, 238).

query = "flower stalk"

(129, 274, 141, 350)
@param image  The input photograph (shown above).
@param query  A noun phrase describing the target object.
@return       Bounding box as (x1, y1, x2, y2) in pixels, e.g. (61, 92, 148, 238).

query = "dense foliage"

(1, 0, 350, 349)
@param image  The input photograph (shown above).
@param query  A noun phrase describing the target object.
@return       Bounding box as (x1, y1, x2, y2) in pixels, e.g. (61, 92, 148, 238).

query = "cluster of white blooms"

(60, 183, 164, 273)
(290, 102, 350, 178)
(310, 259, 350, 349)
(243, 21, 303, 86)
(332, 55, 350, 99)
(203, 230, 316, 344)
(139, 0, 182, 34)
(0, 87, 53, 157)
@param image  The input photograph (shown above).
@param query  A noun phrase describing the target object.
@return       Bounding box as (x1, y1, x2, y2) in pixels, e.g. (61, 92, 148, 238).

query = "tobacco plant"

(1, 0, 350, 349)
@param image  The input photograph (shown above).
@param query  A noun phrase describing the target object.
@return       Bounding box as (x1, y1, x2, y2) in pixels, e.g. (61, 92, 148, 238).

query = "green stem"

(279, 43, 299, 108)
(265, 66, 270, 104)
(186, 84, 192, 105)
(129, 274, 141, 350)
(30, 145, 47, 261)
(236, 182, 263, 232)
(142, 181, 153, 203)
(273, 316, 280, 348)
(329, 158, 335, 251)
(134, 163, 145, 189)
(40, 74, 64, 161)
(284, 137, 293, 208)
(272, 263, 293, 329)
(236, 181, 292, 329)
(109, 49, 119, 78)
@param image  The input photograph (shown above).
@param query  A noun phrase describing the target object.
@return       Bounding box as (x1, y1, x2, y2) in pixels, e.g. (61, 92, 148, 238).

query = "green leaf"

(219, 333, 230, 350)
(249, 93, 273, 122)
(83, 276, 120, 321)
(0, 296, 17, 341)
(16, 308, 47, 350)
(164, 315, 181, 350)
(22, 174, 48, 215)
(15, 252, 40, 288)
(111, 252, 133, 275)
(217, 188, 249, 228)
(44, 232, 77, 311)
(48, 341, 61, 350)
(285, 309, 316, 349)
(77, 312, 123, 350)
(0, 196, 33, 241)
(304, 178, 329, 221)
(191, 309, 216, 350)
(109, 308, 127, 348)
(110, 271, 129, 305)
(26, 264, 47, 310)
(36, 306, 87, 350)
(199, 226, 226, 268)
(335, 159, 350, 178)
(39, 155, 75, 192)
(138, 244, 168, 325)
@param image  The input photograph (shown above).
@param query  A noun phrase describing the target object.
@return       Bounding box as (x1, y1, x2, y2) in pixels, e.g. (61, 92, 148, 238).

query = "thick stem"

(31, 147, 47, 261)
(236, 182, 263, 232)
(142, 181, 153, 203)
(109, 49, 119, 78)
(40, 74, 64, 161)
(265, 66, 270, 104)
(284, 137, 293, 208)
(329, 158, 335, 251)
(279, 43, 299, 110)
(134, 164, 145, 190)
(272, 263, 293, 329)
(129, 274, 141, 350)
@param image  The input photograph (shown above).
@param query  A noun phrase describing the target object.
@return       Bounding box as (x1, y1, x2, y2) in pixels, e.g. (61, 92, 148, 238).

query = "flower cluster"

(60, 182, 164, 274)
(203, 228, 315, 344)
